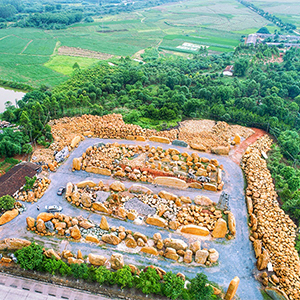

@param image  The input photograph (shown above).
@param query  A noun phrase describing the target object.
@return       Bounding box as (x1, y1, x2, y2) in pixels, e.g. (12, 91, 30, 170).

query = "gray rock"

(55, 146, 69, 163)
(45, 221, 54, 232)
(172, 140, 188, 147)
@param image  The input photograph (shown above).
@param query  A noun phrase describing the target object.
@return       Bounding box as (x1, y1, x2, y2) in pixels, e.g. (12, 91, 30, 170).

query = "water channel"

(0, 87, 25, 113)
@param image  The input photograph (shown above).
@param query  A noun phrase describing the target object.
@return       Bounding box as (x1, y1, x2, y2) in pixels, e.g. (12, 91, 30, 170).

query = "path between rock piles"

(0, 138, 265, 300)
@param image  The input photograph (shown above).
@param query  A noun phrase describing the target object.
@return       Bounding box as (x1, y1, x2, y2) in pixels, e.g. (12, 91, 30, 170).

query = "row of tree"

(15, 242, 216, 300)
(238, 0, 296, 33)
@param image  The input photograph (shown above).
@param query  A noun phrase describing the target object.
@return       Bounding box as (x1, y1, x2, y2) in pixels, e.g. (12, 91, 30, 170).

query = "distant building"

(223, 65, 234, 76)
(0, 162, 40, 198)
(246, 34, 258, 45)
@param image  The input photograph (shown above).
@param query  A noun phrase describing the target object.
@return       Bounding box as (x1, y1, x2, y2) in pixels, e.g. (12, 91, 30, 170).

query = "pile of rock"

(14, 177, 51, 203)
(74, 143, 223, 191)
(242, 135, 300, 300)
(27, 213, 219, 266)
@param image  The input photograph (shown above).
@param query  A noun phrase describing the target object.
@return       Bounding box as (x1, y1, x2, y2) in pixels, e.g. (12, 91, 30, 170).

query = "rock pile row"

(63, 180, 234, 239)
(26, 213, 219, 265)
(14, 177, 51, 203)
(74, 143, 223, 190)
(242, 136, 300, 300)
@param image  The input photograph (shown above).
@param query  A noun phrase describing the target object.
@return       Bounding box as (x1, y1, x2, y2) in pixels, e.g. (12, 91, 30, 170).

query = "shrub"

(187, 273, 214, 300)
(136, 267, 162, 295)
(95, 266, 115, 285)
(15, 243, 44, 270)
(162, 272, 185, 299)
(0, 195, 15, 210)
(114, 265, 134, 289)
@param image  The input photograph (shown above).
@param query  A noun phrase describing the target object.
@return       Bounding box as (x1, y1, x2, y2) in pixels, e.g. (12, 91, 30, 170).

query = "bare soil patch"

(58, 46, 114, 60)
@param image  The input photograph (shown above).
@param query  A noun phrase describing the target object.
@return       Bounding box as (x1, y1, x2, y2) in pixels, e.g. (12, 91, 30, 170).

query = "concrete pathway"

(0, 273, 115, 300)
(0, 138, 264, 300)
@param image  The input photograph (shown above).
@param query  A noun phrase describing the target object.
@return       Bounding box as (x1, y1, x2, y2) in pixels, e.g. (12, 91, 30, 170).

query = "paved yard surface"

(0, 138, 264, 300)
(0, 273, 115, 300)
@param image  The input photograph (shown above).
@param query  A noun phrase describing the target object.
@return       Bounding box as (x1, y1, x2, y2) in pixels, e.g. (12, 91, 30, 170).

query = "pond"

(0, 87, 25, 113)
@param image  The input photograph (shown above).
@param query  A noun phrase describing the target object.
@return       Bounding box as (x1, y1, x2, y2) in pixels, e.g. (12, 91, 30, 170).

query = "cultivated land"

(249, 0, 300, 28)
(0, 0, 270, 88)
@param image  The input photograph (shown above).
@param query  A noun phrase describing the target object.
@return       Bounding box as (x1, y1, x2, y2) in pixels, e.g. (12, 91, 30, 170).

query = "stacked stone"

(242, 135, 300, 300)
(15, 177, 51, 203)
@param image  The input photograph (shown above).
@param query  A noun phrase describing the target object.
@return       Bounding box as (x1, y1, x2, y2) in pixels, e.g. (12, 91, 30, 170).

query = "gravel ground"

(124, 197, 156, 216)
(0, 138, 264, 300)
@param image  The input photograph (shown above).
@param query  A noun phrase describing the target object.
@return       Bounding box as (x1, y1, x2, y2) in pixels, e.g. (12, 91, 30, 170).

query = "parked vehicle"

(57, 186, 65, 196)
(45, 205, 62, 213)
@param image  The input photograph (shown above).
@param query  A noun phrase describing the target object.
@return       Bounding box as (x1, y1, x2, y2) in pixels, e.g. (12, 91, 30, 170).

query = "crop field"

(0, 0, 276, 87)
(44, 55, 100, 76)
(249, 0, 300, 28)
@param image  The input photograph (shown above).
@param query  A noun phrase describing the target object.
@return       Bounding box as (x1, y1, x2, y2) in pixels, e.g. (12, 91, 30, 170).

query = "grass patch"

(135, 117, 180, 131)
(44, 55, 100, 76)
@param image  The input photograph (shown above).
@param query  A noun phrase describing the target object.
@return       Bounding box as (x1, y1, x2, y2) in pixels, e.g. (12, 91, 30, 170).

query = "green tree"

(187, 273, 214, 300)
(162, 272, 185, 299)
(95, 266, 115, 285)
(15, 243, 44, 270)
(136, 267, 162, 295)
(114, 266, 135, 289)
(234, 59, 249, 77)
(0, 195, 15, 211)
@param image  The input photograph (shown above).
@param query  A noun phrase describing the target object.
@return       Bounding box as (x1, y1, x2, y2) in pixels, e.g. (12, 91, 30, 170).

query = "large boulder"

(102, 234, 121, 245)
(183, 249, 193, 263)
(72, 158, 82, 171)
(110, 181, 125, 192)
(146, 216, 168, 228)
(125, 236, 137, 248)
(224, 277, 240, 300)
(92, 202, 108, 213)
(37, 212, 54, 222)
(85, 166, 111, 176)
(158, 191, 177, 201)
(79, 220, 94, 229)
(70, 225, 81, 240)
(128, 184, 153, 194)
(149, 136, 170, 144)
(208, 249, 219, 263)
(55, 146, 69, 163)
(88, 253, 107, 266)
(76, 180, 96, 188)
(228, 212, 236, 236)
(195, 250, 209, 264)
(100, 216, 109, 231)
(211, 146, 230, 155)
(190, 143, 206, 151)
(203, 183, 217, 192)
(257, 249, 269, 271)
(140, 246, 158, 256)
(26, 217, 35, 229)
(133, 232, 148, 243)
(164, 238, 188, 251)
(181, 225, 210, 236)
(0, 209, 19, 225)
(111, 253, 124, 270)
(80, 193, 92, 208)
(154, 177, 188, 189)
(190, 241, 201, 253)
(164, 247, 179, 261)
(44, 249, 61, 260)
(65, 182, 74, 197)
(0, 238, 31, 250)
(36, 219, 45, 232)
(194, 195, 213, 206)
(212, 218, 227, 238)
(70, 136, 81, 148)
(85, 235, 100, 244)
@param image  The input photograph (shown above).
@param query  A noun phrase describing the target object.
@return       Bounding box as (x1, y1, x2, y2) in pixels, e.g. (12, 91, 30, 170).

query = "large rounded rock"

(88, 253, 107, 266)
(110, 181, 125, 192)
(92, 202, 108, 213)
(195, 250, 209, 264)
(100, 216, 109, 231)
(85, 235, 100, 244)
(70, 225, 81, 240)
(76, 180, 96, 188)
(228, 212, 236, 236)
(158, 191, 177, 201)
(212, 218, 227, 238)
(181, 225, 210, 236)
(208, 249, 219, 263)
(111, 253, 124, 270)
(194, 196, 213, 206)
(224, 276, 240, 300)
(146, 216, 168, 228)
(36, 219, 45, 232)
(164, 238, 188, 251)
(26, 217, 35, 229)
(140, 246, 158, 256)
(37, 213, 54, 222)
(80, 193, 92, 208)
(183, 249, 193, 263)
(0, 209, 19, 225)
(164, 247, 179, 261)
(0, 238, 31, 250)
(102, 234, 121, 245)
(128, 184, 153, 194)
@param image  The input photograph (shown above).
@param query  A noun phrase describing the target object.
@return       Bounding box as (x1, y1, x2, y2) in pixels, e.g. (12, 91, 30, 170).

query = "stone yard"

(1, 115, 297, 300)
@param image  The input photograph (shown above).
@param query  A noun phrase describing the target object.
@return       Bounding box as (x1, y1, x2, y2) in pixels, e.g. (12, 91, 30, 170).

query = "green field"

(44, 55, 100, 76)
(0, 0, 275, 88)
